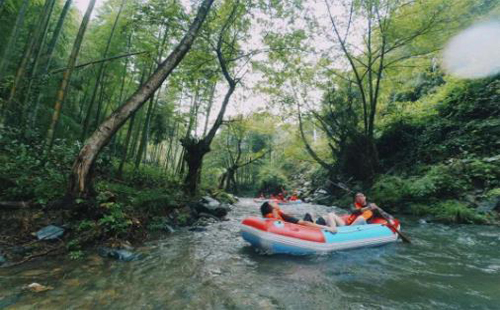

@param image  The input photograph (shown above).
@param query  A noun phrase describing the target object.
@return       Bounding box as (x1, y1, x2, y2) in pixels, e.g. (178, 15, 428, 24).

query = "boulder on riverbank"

(191, 196, 230, 219)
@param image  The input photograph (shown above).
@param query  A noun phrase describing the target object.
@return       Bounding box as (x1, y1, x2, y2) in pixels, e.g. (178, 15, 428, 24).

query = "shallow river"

(1, 198, 499, 309)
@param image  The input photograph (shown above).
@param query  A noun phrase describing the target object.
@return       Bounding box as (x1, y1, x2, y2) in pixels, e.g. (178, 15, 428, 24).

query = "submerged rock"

(188, 227, 207, 232)
(0, 254, 6, 266)
(36, 225, 64, 240)
(98, 247, 141, 262)
(0, 293, 21, 308)
(23, 283, 54, 293)
(164, 224, 175, 233)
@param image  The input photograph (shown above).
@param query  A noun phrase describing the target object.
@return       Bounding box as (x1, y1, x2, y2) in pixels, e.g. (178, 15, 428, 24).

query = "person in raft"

(260, 201, 337, 232)
(346, 192, 387, 225)
(303, 192, 380, 228)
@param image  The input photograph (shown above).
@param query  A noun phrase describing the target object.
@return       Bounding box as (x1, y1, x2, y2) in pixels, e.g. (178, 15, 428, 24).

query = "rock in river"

(98, 247, 141, 262)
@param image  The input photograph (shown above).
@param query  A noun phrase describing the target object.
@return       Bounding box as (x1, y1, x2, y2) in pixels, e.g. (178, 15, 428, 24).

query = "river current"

(1, 198, 499, 309)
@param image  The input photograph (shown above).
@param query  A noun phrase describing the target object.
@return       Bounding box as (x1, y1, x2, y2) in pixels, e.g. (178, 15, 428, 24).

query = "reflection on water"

(1, 199, 499, 309)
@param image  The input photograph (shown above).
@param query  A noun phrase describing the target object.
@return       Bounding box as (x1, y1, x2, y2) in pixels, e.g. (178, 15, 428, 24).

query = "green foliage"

(77, 220, 96, 232)
(209, 189, 237, 204)
(378, 78, 500, 170)
(370, 175, 408, 209)
(131, 188, 180, 210)
(485, 188, 500, 199)
(97, 201, 132, 234)
(256, 165, 288, 194)
(409, 204, 434, 217)
(176, 212, 189, 226)
(68, 250, 84, 260)
(0, 128, 78, 205)
(433, 201, 487, 224)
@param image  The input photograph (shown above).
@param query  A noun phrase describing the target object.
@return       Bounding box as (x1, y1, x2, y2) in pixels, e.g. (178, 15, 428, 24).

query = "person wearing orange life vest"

(347, 192, 378, 225)
(260, 201, 337, 232)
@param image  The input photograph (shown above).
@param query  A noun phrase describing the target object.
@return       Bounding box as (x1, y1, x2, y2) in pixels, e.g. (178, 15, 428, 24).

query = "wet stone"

(188, 227, 207, 232)
(164, 224, 175, 233)
(98, 247, 141, 262)
(0, 254, 6, 266)
(476, 196, 500, 213)
(36, 225, 65, 240)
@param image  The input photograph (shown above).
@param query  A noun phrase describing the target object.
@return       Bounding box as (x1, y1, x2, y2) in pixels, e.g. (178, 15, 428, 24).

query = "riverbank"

(0, 129, 237, 266)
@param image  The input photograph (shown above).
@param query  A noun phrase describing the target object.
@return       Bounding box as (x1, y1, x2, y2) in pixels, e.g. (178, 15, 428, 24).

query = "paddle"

(372, 205, 411, 244)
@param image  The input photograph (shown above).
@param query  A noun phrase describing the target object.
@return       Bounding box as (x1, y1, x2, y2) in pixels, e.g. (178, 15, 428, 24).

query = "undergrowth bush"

(0, 128, 79, 205)
(370, 175, 408, 209)
(256, 165, 289, 194)
(432, 200, 487, 224)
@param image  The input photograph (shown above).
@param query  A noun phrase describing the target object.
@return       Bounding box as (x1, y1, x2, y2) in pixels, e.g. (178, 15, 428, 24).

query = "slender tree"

(181, 2, 242, 194)
(81, 0, 127, 140)
(46, 0, 97, 149)
(31, 0, 74, 126)
(0, 0, 30, 83)
(67, 0, 215, 198)
(6, 0, 56, 116)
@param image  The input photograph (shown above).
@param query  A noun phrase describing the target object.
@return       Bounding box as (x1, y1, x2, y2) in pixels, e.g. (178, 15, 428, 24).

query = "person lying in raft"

(260, 202, 337, 232)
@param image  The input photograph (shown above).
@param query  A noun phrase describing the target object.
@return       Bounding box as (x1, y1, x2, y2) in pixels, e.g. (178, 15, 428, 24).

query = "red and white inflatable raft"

(241, 216, 401, 254)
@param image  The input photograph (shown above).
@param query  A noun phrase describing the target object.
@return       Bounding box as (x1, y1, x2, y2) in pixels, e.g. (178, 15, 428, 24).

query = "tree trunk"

(21, 0, 57, 125)
(5, 0, 55, 117)
(134, 26, 168, 169)
(202, 82, 216, 137)
(31, 0, 74, 126)
(81, 0, 126, 141)
(134, 96, 154, 168)
(117, 114, 135, 178)
(0, 0, 30, 83)
(182, 140, 210, 195)
(46, 0, 97, 150)
(67, 0, 214, 198)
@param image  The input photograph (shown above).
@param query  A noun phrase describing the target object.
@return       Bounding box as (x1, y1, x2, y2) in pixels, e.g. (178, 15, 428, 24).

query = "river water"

(1, 198, 499, 309)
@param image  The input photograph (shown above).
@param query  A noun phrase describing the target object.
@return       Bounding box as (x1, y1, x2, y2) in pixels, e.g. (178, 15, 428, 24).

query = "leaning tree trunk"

(67, 0, 215, 198)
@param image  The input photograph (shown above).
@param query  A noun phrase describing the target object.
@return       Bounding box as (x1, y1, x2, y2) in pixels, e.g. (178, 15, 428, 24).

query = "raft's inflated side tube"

(240, 217, 400, 255)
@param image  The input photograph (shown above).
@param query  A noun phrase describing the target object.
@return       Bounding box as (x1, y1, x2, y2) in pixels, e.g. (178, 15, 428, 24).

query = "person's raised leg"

(351, 216, 367, 226)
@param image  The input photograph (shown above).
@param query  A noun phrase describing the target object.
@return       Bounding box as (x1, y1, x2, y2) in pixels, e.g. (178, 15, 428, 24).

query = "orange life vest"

(347, 202, 373, 224)
(264, 208, 284, 220)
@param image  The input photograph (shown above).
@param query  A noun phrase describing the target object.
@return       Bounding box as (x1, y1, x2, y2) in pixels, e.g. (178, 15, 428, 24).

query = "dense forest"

(0, 0, 499, 263)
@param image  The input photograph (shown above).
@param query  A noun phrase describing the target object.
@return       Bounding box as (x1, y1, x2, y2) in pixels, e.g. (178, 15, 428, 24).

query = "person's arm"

(370, 203, 394, 219)
(349, 205, 362, 215)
